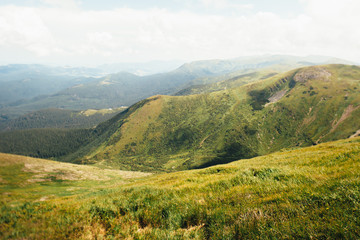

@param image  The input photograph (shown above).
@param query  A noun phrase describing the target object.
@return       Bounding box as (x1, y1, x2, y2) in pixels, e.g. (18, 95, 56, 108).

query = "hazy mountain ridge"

(175, 55, 356, 95)
(0, 64, 107, 109)
(98, 60, 183, 76)
(1, 55, 352, 120)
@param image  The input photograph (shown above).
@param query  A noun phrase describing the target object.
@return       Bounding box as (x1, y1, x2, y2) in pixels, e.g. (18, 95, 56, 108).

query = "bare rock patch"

(294, 67, 332, 83)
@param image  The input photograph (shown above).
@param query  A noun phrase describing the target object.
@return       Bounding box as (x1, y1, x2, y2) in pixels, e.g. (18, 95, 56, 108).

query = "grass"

(0, 153, 150, 204)
(1, 137, 360, 239)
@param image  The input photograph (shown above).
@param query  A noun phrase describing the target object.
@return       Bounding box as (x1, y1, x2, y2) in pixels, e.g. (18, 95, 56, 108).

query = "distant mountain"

(0, 64, 104, 81)
(0, 64, 106, 105)
(175, 55, 356, 95)
(1, 55, 352, 119)
(98, 60, 183, 76)
(0, 65, 222, 117)
(175, 55, 354, 76)
(174, 70, 278, 96)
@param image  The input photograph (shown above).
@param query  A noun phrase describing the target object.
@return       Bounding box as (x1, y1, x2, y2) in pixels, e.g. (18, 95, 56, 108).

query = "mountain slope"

(1, 137, 360, 239)
(64, 64, 360, 171)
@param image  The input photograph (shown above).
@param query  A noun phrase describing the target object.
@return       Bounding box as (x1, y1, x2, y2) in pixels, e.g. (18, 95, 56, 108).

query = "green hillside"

(1, 137, 359, 239)
(65, 64, 360, 171)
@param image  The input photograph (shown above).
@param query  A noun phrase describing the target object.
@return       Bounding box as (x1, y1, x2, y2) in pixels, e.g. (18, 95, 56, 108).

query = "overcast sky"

(0, 0, 359, 66)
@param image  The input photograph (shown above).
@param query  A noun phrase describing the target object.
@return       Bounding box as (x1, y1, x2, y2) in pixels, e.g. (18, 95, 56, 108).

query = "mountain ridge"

(61, 64, 360, 171)
(0, 55, 352, 119)
(1, 63, 359, 172)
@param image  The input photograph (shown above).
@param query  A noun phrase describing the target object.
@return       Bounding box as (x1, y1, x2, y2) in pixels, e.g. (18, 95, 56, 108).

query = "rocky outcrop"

(294, 67, 331, 83)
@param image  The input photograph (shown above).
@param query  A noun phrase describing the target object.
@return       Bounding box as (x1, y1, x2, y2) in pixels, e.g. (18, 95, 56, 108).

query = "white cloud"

(0, 1, 359, 65)
(0, 6, 56, 56)
(200, 0, 253, 10)
(40, 0, 79, 9)
(298, 0, 360, 60)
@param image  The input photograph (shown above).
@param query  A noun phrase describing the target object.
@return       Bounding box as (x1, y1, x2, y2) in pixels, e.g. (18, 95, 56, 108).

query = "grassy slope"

(0, 153, 150, 204)
(1, 137, 359, 239)
(71, 64, 360, 171)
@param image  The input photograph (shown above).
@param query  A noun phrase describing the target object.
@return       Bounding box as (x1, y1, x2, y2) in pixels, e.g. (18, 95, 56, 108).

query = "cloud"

(0, 5, 56, 56)
(298, 0, 360, 59)
(0, 1, 359, 65)
(199, 0, 253, 10)
(40, 0, 79, 9)
(87, 32, 114, 47)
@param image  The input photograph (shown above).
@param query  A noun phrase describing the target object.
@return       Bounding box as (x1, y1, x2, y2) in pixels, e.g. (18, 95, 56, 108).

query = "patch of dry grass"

(0, 153, 151, 183)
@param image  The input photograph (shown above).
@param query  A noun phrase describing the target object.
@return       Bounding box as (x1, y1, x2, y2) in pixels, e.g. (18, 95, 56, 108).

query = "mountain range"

(64, 64, 360, 171)
(1, 55, 360, 239)
(0, 55, 352, 121)
(1, 63, 359, 172)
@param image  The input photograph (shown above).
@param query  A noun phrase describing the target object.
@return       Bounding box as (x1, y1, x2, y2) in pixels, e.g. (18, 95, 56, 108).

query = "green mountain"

(1, 137, 360, 239)
(62, 64, 360, 171)
(1, 64, 359, 172)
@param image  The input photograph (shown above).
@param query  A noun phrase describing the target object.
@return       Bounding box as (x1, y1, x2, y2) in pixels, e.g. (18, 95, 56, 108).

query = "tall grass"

(1, 137, 360, 239)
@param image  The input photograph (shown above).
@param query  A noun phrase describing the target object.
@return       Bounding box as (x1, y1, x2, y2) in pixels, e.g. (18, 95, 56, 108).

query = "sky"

(0, 0, 359, 66)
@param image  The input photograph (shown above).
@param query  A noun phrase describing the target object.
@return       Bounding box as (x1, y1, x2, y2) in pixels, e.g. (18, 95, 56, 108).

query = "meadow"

(1, 137, 360, 239)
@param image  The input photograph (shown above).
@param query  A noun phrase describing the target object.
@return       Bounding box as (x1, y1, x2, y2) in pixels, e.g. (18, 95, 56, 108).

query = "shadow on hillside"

(194, 142, 257, 169)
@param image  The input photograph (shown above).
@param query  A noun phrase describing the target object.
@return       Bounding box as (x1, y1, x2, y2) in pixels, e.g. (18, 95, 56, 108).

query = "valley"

(1, 0, 360, 238)
(2, 64, 359, 172)
(0, 107, 127, 131)
(1, 57, 360, 239)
